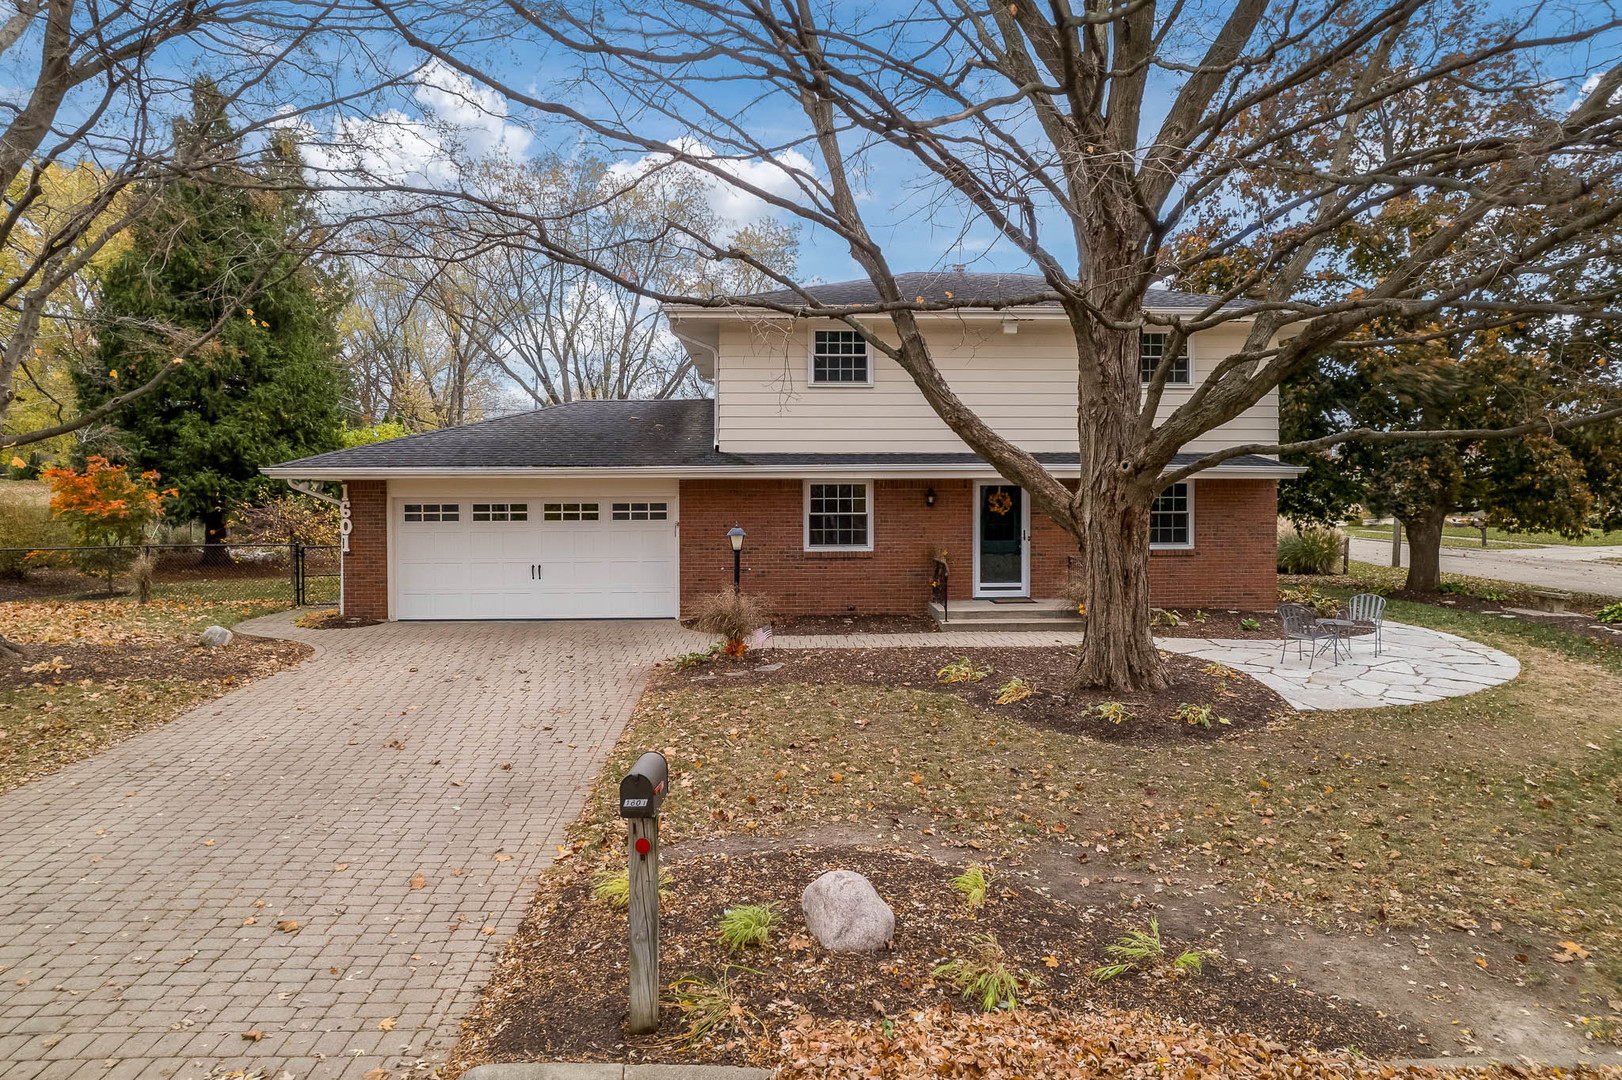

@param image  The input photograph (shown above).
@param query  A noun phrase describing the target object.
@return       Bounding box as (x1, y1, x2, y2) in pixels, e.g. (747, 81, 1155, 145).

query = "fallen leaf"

(1474, 957, 1487, 969)
(241, 1029, 265, 1041)
(1042, 955, 1059, 968)
(1559, 940, 1591, 959)
(242, 917, 257, 925)
(334, 863, 349, 872)
(482, 925, 497, 935)
(410, 872, 426, 890)
(276, 920, 299, 934)
(377, 1017, 396, 1032)
(494, 854, 513, 862)
(364, 1069, 389, 1080)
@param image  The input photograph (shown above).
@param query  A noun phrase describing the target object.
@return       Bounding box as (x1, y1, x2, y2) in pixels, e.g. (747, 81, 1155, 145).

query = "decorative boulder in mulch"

(801, 869, 894, 951)
(199, 625, 234, 648)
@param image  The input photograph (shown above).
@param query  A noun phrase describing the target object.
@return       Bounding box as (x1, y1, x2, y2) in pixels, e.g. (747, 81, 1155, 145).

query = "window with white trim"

(811, 329, 870, 384)
(403, 503, 459, 522)
(1140, 332, 1191, 384)
(1150, 483, 1192, 547)
(472, 503, 528, 522)
(542, 502, 599, 521)
(805, 482, 872, 549)
(611, 502, 668, 521)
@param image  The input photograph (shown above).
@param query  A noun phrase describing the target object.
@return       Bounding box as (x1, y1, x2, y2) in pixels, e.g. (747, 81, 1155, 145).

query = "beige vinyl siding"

(714, 318, 1278, 455)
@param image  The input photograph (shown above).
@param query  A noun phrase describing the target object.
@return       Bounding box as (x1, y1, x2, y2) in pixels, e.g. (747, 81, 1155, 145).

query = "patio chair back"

(1346, 592, 1386, 627)
(1277, 602, 1320, 641)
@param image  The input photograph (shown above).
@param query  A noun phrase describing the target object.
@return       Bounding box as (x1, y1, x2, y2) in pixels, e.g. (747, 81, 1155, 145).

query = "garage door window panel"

(543, 502, 599, 521)
(403, 503, 460, 523)
(611, 502, 669, 521)
(473, 503, 529, 522)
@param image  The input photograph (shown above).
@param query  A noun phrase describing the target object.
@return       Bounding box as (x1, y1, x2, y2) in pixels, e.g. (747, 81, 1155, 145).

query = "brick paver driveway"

(0, 614, 702, 1080)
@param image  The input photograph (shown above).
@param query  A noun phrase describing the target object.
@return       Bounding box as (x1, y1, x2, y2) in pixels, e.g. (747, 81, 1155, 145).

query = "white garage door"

(393, 497, 678, 620)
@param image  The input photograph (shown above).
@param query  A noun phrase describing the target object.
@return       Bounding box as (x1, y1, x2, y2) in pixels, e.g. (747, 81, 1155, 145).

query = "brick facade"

(342, 479, 389, 619)
(678, 476, 1277, 615)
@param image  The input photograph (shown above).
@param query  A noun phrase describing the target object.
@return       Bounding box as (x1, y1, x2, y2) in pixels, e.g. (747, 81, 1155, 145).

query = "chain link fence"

(0, 542, 340, 605)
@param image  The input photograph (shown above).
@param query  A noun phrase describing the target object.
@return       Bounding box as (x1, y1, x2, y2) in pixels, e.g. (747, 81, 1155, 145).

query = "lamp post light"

(727, 525, 746, 593)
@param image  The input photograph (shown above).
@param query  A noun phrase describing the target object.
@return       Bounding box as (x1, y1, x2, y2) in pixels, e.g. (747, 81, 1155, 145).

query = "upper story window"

(1150, 483, 1192, 548)
(811, 329, 870, 384)
(805, 481, 872, 550)
(1140, 332, 1191, 385)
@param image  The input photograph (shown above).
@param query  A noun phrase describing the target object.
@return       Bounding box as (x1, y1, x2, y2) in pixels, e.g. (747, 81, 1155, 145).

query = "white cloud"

(605, 138, 814, 233)
(295, 59, 530, 190)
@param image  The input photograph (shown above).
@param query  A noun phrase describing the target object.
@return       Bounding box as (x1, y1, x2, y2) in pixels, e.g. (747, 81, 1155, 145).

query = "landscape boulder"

(800, 869, 894, 951)
(200, 625, 234, 648)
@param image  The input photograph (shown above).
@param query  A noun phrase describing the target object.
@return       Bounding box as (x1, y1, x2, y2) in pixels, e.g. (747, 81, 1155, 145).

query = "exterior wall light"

(925, 487, 936, 507)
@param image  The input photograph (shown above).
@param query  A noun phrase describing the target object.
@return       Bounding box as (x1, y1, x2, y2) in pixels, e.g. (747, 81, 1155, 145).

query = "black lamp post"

(727, 525, 746, 593)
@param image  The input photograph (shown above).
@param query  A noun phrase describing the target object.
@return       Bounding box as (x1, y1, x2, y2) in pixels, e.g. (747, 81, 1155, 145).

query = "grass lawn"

(1345, 524, 1622, 549)
(1, 581, 307, 793)
(456, 578, 1622, 1072)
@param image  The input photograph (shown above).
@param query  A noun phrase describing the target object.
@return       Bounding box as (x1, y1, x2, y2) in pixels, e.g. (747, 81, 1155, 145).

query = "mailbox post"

(618, 751, 668, 1034)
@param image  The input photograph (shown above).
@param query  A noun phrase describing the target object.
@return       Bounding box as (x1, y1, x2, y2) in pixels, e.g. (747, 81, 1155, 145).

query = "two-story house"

(263, 273, 1297, 622)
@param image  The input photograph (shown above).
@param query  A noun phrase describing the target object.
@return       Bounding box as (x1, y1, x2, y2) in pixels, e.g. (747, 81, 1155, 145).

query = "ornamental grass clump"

(1090, 919, 1207, 982)
(1276, 520, 1345, 575)
(717, 903, 777, 952)
(593, 867, 672, 909)
(933, 934, 1040, 1012)
(951, 864, 992, 910)
(691, 590, 774, 656)
(938, 656, 993, 683)
(666, 968, 763, 1048)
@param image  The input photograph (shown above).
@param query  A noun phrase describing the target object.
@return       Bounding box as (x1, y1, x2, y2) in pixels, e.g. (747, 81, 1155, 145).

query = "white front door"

(392, 496, 679, 619)
(972, 482, 1030, 597)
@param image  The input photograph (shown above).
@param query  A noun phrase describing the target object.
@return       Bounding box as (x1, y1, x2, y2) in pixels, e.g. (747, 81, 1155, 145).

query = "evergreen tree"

(75, 80, 347, 551)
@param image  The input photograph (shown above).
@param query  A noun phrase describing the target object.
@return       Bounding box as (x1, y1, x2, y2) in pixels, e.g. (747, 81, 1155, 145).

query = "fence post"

(293, 543, 304, 606)
(105, 543, 114, 595)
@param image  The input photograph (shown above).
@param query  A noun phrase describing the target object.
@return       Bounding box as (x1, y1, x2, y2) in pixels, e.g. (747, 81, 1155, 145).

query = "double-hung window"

(1149, 483, 1192, 548)
(1140, 332, 1191, 384)
(811, 329, 870, 384)
(805, 481, 872, 550)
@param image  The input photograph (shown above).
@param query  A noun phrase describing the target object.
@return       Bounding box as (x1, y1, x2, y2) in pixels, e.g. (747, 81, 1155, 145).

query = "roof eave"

(261, 461, 1304, 482)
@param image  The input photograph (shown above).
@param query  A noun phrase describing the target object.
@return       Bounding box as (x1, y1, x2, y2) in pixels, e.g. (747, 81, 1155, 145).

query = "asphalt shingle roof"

(734, 272, 1244, 312)
(266, 399, 1292, 474)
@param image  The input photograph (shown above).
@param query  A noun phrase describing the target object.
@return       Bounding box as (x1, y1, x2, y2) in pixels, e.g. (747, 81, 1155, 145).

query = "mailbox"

(618, 751, 668, 818)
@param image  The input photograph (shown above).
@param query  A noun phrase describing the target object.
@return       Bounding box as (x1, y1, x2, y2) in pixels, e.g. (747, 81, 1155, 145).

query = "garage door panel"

(392, 495, 676, 620)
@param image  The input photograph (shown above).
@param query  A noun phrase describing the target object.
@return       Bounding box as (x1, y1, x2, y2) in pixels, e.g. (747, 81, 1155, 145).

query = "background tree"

(367, 0, 1622, 690)
(74, 84, 349, 552)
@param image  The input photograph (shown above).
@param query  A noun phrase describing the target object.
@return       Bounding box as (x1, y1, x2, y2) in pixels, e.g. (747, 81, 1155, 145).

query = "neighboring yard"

(454, 570, 1622, 1076)
(1345, 523, 1622, 550)
(0, 584, 308, 794)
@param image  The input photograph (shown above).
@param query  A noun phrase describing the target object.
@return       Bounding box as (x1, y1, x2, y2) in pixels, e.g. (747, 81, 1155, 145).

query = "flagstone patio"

(1156, 621, 1520, 711)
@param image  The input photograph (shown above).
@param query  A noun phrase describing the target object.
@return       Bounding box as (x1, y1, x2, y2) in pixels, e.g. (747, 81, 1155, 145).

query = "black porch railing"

(931, 557, 950, 623)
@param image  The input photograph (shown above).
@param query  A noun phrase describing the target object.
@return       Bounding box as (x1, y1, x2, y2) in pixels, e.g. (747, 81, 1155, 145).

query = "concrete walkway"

(0, 614, 704, 1080)
(1157, 621, 1520, 711)
(1348, 535, 1622, 597)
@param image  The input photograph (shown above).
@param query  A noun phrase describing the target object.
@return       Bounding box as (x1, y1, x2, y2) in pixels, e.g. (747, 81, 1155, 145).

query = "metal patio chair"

(1278, 602, 1345, 668)
(1343, 592, 1387, 656)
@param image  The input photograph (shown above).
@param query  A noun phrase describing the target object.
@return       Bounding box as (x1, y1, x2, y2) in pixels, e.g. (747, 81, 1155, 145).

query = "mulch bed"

(656, 646, 1290, 746)
(293, 609, 385, 630)
(451, 846, 1422, 1072)
(1149, 609, 1281, 638)
(0, 634, 311, 690)
(772, 614, 939, 635)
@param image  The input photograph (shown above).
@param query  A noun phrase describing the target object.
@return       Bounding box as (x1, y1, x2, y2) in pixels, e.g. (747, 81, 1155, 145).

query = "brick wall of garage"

(342, 479, 388, 619)
(678, 477, 1277, 615)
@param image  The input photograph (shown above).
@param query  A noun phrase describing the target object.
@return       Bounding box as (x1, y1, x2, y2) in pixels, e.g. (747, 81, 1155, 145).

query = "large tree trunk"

(1401, 503, 1450, 593)
(1073, 480, 1165, 691)
(200, 508, 232, 568)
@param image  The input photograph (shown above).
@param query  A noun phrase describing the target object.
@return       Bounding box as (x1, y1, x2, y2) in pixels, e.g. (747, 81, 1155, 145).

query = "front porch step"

(928, 598, 1087, 632)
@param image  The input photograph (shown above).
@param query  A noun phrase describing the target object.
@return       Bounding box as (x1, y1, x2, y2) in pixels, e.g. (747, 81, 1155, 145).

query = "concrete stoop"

(928, 597, 1087, 633)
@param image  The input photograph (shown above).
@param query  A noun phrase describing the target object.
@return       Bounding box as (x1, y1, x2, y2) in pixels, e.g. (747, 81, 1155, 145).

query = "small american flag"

(750, 624, 774, 649)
